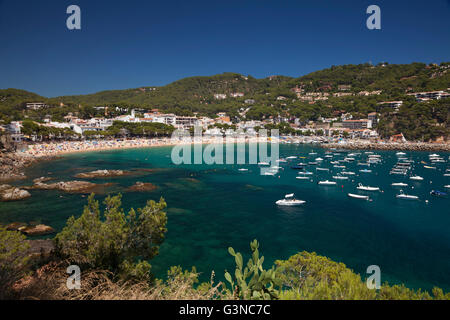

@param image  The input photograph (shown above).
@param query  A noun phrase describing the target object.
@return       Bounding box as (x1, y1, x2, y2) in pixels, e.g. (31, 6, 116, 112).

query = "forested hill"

(1, 62, 449, 141)
(1, 62, 449, 111)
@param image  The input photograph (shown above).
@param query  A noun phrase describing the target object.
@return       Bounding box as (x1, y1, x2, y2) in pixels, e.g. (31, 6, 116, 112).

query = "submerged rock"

(127, 181, 158, 192)
(0, 185, 31, 201)
(27, 180, 102, 193)
(74, 169, 128, 179)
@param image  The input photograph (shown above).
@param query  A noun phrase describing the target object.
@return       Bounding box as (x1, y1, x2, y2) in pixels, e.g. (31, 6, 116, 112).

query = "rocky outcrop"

(0, 185, 31, 201)
(20, 224, 55, 236)
(0, 152, 35, 182)
(26, 180, 100, 193)
(6, 222, 55, 236)
(33, 177, 53, 184)
(74, 169, 129, 179)
(127, 182, 158, 192)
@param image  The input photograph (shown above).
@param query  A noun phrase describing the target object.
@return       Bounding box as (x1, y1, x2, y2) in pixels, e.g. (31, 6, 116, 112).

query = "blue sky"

(0, 0, 449, 97)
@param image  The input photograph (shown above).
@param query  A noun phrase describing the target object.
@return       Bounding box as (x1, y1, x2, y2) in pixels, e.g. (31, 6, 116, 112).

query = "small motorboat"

(396, 152, 406, 156)
(263, 172, 275, 176)
(333, 175, 349, 180)
(276, 159, 287, 163)
(410, 175, 424, 181)
(444, 185, 450, 188)
(258, 162, 270, 166)
(298, 171, 313, 175)
(276, 194, 306, 206)
(316, 168, 330, 171)
(391, 182, 408, 187)
(424, 166, 436, 169)
(396, 190, 419, 200)
(430, 190, 447, 197)
(348, 193, 370, 200)
(315, 157, 324, 161)
(359, 169, 372, 173)
(357, 183, 380, 191)
(238, 168, 249, 172)
(318, 180, 337, 186)
(341, 171, 356, 175)
(334, 165, 346, 169)
(308, 162, 318, 165)
(296, 176, 310, 180)
(286, 156, 297, 160)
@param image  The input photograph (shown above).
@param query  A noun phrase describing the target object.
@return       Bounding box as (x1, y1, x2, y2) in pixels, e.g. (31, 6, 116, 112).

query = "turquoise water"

(1, 144, 449, 292)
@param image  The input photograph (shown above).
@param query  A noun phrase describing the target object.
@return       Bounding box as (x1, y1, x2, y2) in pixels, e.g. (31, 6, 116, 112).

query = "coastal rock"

(0, 185, 31, 201)
(6, 222, 28, 231)
(0, 152, 35, 182)
(28, 180, 98, 193)
(19, 224, 55, 236)
(127, 181, 158, 192)
(33, 176, 53, 184)
(74, 169, 128, 179)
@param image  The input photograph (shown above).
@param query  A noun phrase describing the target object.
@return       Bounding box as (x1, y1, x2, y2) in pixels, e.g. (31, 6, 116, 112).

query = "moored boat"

(276, 194, 306, 206)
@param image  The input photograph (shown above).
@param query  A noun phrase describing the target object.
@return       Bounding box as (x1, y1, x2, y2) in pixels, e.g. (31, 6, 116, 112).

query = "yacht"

(318, 180, 337, 186)
(391, 182, 408, 187)
(276, 194, 306, 206)
(410, 175, 424, 181)
(348, 193, 370, 200)
(333, 175, 349, 180)
(357, 183, 380, 191)
(396, 192, 419, 200)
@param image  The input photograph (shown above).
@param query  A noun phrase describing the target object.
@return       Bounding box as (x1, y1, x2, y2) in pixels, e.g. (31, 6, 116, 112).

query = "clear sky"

(0, 0, 449, 97)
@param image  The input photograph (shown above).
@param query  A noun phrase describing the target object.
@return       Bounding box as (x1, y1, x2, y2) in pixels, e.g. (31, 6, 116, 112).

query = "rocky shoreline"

(322, 142, 450, 152)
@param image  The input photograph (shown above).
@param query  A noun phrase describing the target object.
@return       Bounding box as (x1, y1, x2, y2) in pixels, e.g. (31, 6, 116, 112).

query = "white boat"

(238, 168, 249, 172)
(359, 169, 372, 173)
(258, 162, 270, 166)
(316, 168, 329, 171)
(286, 156, 297, 160)
(396, 190, 419, 200)
(315, 157, 324, 161)
(391, 182, 408, 187)
(445, 185, 450, 188)
(348, 193, 370, 200)
(296, 176, 310, 180)
(444, 174, 450, 177)
(276, 194, 306, 206)
(298, 171, 313, 175)
(341, 171, 356, 175)
(334, 165, 346, 169)
(318, 180, 337, 186)
(396, 152, 406, 156)
(263, 172, 275, 176)
(276, 159, 287, 163)
(410, 175, 424, 181)
(333, 175, 349, 180)
(357, 183, 380, 191)
(429, 153, 439, 157)
(309, 152, 317, 155)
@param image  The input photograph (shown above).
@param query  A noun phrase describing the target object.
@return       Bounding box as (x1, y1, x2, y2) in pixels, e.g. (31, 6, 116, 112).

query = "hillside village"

(1, 62, 449, 146)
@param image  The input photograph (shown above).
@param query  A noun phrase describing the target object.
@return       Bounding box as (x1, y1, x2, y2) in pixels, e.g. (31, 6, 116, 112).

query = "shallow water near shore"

(1, 144, 450, 292)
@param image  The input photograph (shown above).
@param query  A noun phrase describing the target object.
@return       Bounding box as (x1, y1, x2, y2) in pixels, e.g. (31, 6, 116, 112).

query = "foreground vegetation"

(0, 194, 449, 300)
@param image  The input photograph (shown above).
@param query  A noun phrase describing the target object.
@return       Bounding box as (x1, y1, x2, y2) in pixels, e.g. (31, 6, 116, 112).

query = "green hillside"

(1, 62, 449, 141)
